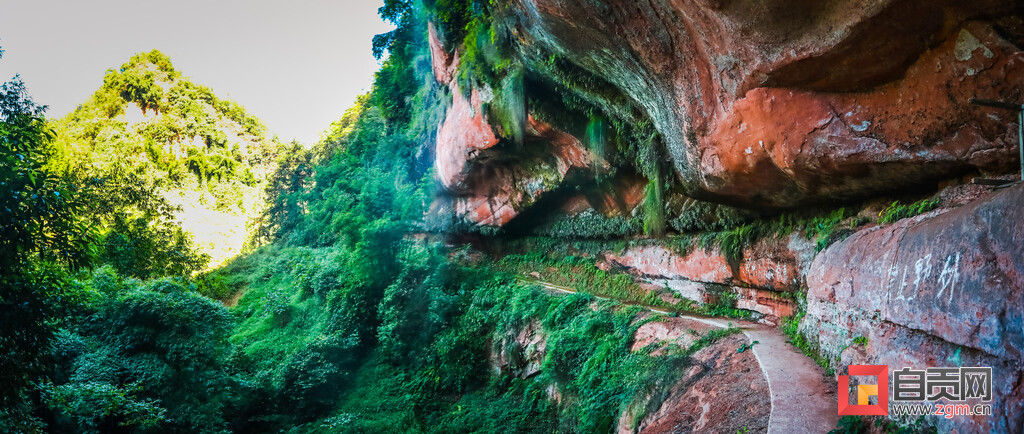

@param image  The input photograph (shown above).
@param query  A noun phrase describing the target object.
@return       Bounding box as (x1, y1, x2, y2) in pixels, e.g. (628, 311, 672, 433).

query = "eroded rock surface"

(620, 333, 771, 434)
(805, 183, 1024, 433)
(506, 0, 1023, 206)
(599, 236, 810, 322)
(429, 27, 599, 228)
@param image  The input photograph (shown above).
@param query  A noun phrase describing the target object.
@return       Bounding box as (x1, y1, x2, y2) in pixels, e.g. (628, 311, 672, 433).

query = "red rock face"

(435, 83, 500, 191)
(620, 334, 770, 433)
(507, 0, 1023, 206)
(603, 244, 732, 284)
(805, 184, 1024, 433)
(630, 315, 717, 353)
(739, 237, 803, 292)
(734, 286, 795, 319)
(705, 22, 1024, 205)
(599, 238, 805, 321)
(558, 173, 647, 218)
(429, 28, 596, 227)
(428, 23, 459, 86)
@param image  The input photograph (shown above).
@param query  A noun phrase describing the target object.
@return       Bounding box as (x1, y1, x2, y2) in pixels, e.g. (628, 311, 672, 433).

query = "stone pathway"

(526, 279, 838, 434)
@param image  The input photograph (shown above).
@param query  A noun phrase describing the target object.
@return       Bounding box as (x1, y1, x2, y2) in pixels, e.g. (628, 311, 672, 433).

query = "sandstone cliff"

(423, 1, 1024, 431)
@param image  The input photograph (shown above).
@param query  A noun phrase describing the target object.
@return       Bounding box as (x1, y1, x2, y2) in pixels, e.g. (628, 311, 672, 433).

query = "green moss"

(642, 167, 666, 237)
(669, 200, 756, 234)
(497, 251, 670, 309)
(694, 207, 862, 261)
(804, 208, 856, 252)
(532, 209, 642, 239)
(700, 284, 754, 319)
(492, 246, 756, 320)
(878, 198, 940, 224)
(489, 65, 526, 148)
(779, 291, 833, 376)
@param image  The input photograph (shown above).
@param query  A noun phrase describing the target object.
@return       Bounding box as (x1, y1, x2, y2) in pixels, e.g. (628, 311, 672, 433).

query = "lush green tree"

(98, 214, 208, 279)
(45, 277, 238, 432)
(0, 64, 93, 412)
(257, 141, 312, 244)
(52, 49, 282, 269)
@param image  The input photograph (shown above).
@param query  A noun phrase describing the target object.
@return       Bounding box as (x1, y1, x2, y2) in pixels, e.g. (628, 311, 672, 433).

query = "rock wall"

(597, 235, 814, 323)
(426, 2, 1024, 430)
(505, 0, 1024, 207)
(429, 24, 601, 229)
(803, 183, 1024, 432)
(429, 2, 1024, 227)
(618, 333, 770, 433)
(594, 184, 1024, 430)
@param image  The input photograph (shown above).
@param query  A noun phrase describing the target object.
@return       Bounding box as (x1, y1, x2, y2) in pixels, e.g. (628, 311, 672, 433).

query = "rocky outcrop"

(603, 245, 733, 285)
(489, 310, 773, 431)
(505, 0, 1023, 207)
(435, 83, 500, 191)
(491, 320, 547, 379)
(598, 236, 813, 322)
(427, 2, 1024, 429)
(429, 25, 602, 228)
(804, 183, 1024, 433)
(619, 333, 770, 433)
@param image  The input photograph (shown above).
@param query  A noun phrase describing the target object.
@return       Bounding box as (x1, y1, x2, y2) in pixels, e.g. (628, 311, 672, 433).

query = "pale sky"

(0, 0, 393, 145)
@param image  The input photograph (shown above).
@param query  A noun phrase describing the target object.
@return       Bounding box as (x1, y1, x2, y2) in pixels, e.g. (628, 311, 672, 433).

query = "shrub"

(804, 208, 855, 252)
(533, 209, 641, 239)
(669, 201, 754, 233)
(878, 198, 940, 224)
(47, 277, 237, 432)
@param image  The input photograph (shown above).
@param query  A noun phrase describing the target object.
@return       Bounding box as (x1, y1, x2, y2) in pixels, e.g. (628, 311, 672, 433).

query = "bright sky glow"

(0, 0, 393, 144)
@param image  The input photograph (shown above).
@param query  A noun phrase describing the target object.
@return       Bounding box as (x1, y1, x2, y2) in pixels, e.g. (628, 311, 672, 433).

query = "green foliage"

(780, 293, 833, 376)
(705, 223, 761, 263)
(642, 171, 666, 237)
(52, 49, 280, 268)
(585, 115, 607, 165)
(494, 249, 754, 320)
(99, 214, 209, 279)
(206, 220, 733, 431)
(491, 64, 526, 147)
(700, 284, 753, 319)
(368, 2, 424, 131)
(257, 142, 313, 243)
(737, 340, 759, 353)
(0, 71, 94, 409)
(532, 209, 642, 239)
(259, 96, 427, 248)
(0, 79, 92, 271)
(107, 65, 163, 112)
(500, 251, 665, 308)
(424, 0, 475, 44)
(669, 200, 755, 233)
(804, 208, 856, 252)
(696, 207, 861, 261)
(878, 198, 940, 224)
(46, 276, 239, 432)
(41, 381, 168, 432)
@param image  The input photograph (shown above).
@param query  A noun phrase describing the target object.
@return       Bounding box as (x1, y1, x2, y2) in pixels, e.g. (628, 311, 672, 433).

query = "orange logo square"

(838, 365, 888, 416)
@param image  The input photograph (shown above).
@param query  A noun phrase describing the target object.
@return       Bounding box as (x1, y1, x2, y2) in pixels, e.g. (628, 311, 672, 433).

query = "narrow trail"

(525, 279, 838, 434)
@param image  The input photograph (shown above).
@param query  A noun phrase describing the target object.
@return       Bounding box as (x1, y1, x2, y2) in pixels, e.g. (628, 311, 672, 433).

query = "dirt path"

(526, 279, 838, 434)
